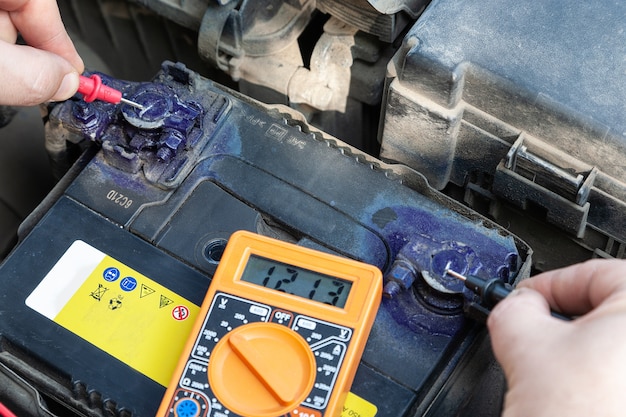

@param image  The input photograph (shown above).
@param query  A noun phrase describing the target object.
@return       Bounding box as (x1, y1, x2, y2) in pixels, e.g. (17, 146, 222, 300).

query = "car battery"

(0, 62, 529, 417)
(379, 0, 626, 271)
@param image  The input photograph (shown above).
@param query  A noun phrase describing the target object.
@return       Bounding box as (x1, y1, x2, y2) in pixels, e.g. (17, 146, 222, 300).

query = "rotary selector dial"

(208, 322, 316, 417)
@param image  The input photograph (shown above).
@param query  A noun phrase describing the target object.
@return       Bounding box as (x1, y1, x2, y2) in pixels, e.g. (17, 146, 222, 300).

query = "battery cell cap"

(208, 322, 316, 416)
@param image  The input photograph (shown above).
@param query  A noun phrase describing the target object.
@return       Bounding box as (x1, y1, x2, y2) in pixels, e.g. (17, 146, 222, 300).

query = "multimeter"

(157, 231, 382, 417)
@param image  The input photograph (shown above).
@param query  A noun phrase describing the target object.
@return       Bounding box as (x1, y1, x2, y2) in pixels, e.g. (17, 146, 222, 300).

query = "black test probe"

(445, 269, 571, 321)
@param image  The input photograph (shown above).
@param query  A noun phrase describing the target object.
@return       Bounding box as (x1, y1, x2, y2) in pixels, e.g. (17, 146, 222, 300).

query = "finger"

(519, 259, 626, 315)
(0, 42, 79, 105)
(2, 0, 83, 72)
(487, 287, 566, 376)
(0, 0, 26, 10)
(0, 10, 18, 43)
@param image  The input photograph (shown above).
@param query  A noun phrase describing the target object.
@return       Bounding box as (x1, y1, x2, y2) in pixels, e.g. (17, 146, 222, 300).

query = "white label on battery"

(25, 240, 105, 318)
(24, 240, 199, 386)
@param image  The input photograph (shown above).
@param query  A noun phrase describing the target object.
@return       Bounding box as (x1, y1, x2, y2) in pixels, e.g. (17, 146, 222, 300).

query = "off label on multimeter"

(158, 231, 382, 417)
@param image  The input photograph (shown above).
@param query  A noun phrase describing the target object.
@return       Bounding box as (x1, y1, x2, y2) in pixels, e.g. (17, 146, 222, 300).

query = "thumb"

(487, 287, 564, 374)
(0, 42, 80, 106)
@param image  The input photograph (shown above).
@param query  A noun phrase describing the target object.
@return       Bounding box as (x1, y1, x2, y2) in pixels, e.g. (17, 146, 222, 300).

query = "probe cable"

(0, 401, 18, 417)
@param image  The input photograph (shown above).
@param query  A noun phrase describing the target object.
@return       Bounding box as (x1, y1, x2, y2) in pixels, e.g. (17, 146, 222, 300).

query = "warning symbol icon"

(140, 284, 156, 298)
(90, 284, 108, 301)
(159, 295, 174, 309)
(171, 305, 190, 321)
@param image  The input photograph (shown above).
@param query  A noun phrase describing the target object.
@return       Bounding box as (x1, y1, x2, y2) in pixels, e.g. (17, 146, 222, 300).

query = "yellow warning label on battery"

(25, 241, 199, 386)
(342, 392, 378, 417)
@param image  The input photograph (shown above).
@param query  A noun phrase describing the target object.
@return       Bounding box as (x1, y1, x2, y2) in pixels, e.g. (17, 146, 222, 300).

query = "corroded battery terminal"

(445, 268, 571, 320)
(78, 74, 144, 110)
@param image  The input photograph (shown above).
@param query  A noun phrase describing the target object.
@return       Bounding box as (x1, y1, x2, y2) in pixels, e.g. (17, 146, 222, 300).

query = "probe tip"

(120, 97, 145, 110)
(444, 268, 467, 281)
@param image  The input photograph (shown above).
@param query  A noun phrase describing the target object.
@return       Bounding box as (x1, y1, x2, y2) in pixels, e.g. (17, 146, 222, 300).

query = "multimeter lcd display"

(241, 255, 353, 308)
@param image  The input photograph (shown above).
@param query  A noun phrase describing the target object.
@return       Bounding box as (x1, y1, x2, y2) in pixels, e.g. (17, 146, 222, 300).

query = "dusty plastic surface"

(380, 0, 626, 270)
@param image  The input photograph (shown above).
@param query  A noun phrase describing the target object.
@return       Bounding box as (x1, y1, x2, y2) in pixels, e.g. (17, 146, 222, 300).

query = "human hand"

(487, 259, 626, 417)
(0, 0, 84, 106)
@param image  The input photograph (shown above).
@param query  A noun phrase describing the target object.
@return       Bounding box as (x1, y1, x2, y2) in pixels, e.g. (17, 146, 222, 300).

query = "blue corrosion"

(62, 72, 206, 182)
(373, 205, 518, 280)
(368, 203, 519, 333)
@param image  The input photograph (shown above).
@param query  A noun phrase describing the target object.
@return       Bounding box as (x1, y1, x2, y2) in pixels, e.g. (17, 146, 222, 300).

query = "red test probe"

(77, 74, 144, 110)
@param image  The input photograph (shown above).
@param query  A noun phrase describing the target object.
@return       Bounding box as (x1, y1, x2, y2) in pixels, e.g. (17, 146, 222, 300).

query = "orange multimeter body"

(157, 230, 382, 417)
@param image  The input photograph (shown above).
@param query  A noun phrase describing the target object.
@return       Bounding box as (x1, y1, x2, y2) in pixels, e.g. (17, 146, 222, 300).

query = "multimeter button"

(174, 398, 200, 417)
(208, 322, 316, 417)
